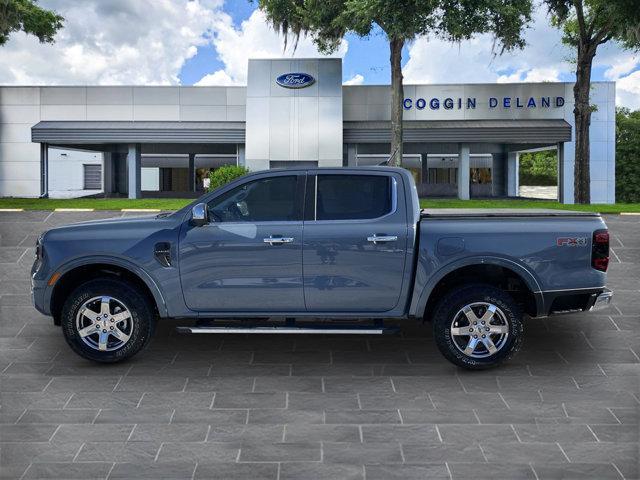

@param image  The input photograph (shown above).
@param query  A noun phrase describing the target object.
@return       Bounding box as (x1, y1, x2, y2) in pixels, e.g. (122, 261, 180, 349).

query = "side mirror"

(191, 203, 208, 227)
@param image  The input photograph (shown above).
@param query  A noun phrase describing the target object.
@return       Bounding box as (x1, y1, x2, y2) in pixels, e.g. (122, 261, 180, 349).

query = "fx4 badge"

(556, 237, 588, 247)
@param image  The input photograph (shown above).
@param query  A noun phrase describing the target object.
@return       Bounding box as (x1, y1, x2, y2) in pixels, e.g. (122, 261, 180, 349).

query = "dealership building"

(0, 58, 616, 203)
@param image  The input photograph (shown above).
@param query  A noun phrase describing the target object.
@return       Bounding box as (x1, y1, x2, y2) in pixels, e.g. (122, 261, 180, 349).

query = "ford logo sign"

(275, 73, 315, 89)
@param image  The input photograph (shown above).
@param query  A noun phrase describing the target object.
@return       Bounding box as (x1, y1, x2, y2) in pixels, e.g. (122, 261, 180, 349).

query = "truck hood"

(42, 212, 182, 241)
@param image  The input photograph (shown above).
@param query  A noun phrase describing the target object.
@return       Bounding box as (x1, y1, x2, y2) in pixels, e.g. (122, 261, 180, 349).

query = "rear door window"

(314, 175, 392, 221)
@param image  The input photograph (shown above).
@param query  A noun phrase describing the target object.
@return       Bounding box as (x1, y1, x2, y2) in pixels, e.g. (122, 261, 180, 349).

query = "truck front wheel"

(432, 284, 523, 370)
(61, 278, 156, 363)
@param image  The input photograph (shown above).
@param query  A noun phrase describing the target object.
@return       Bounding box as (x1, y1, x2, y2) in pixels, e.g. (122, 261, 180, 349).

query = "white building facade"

(0, 58, 616, 203)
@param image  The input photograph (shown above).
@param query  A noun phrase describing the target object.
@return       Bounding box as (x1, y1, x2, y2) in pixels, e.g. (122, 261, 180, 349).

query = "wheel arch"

(49, 257, 168, 325)
(413, 257, 543, 321)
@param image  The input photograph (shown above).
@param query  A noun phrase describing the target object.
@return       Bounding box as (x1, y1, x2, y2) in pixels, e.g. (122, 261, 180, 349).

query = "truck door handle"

(263, 236, 294, 245)
(367, 235, 398, 244)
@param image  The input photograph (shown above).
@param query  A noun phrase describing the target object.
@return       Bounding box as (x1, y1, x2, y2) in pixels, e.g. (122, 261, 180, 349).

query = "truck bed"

(421, 208, 600, 218)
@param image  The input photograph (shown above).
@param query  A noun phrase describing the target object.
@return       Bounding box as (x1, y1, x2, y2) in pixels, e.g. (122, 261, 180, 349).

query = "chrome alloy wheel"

(75, 296, 133, 352)
(450, 302, 510, 358)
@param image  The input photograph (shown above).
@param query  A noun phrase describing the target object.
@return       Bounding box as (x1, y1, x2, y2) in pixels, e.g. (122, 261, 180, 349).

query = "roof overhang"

(32, 121, 246, 144)
(344, 119, 572, 144)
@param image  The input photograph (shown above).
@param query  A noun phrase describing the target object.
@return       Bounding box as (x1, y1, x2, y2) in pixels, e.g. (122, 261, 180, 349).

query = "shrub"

(616, 108, 640, 203)
(207, 165, 250, 192)
(519, 150, 558, 186)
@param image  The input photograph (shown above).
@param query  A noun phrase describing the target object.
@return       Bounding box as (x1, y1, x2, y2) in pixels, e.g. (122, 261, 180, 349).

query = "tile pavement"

(0, 211, 638, 479)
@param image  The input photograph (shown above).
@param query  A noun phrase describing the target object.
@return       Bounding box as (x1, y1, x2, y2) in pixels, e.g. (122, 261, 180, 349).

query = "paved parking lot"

(0, 211, 638, 480)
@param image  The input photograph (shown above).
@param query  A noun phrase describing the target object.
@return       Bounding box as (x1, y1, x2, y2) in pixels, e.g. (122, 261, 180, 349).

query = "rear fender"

(410, 256, 543, 318)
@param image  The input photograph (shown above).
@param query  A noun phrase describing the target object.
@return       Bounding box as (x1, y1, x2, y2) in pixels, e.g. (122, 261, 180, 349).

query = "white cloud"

(195, 70, 237, 86)
(402, 6, 639, 108)
(604, 54, 639, 81)
(343, 74, 364, 85)
(0, 0, 224, 85)
(403, 8, 572, 85)
(196, 9, 348, 86)
(616, 70, 640, 109)
(497, 67, 561, 83)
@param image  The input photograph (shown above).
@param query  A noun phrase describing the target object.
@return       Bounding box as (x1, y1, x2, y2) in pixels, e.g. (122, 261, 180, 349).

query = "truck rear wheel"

(61, 278, 156, 363)
(432, 284, 523, 370)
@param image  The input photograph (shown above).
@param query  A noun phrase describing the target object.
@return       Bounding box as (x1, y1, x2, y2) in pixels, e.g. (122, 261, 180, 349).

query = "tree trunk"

(573, 45, 595, 204)
(389, 37, 404, 167)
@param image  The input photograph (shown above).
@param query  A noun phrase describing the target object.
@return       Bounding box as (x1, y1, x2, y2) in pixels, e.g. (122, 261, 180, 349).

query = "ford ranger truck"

(31, 167, 612, 369)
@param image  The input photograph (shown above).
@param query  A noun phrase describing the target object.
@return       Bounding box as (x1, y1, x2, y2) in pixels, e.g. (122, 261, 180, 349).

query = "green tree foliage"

(543, 0, 640, 203)
(519, 150, 558, 186)
(0, 0, 64, 45)
(616, 107, 640, 203)
(258, 0, 532, 167)
(207, 165, 250, 192)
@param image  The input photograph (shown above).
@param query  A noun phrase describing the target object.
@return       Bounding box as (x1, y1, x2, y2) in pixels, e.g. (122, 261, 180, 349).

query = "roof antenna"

(377, 145, 400, 166)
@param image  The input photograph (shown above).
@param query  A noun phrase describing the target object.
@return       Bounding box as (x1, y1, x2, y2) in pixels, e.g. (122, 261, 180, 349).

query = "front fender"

(409, 255, 543, 318)
(46, 255, 169, 318)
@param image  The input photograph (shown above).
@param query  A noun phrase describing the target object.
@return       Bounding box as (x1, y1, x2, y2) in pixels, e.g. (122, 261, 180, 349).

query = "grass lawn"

(1, 196, 639, 214)
(420, 198, 640, 213)
(0, 198, 192, 211)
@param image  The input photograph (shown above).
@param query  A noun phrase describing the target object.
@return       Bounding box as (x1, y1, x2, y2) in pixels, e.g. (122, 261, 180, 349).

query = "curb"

(0, 208, 24, 212)
(121, 209, 162, 212)
(54, 208, 95, 212)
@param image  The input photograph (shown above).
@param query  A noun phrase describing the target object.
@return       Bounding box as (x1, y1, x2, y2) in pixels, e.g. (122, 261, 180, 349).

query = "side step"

(176, 324, 399, 335)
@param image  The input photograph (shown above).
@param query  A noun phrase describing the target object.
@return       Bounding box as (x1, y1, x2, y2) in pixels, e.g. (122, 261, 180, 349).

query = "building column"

(507, 151, 519, 197)
(127, 143, 141, 199)
(237, 145, 246, 167)
(457, 143, 470, 200)
(557, 142, 565, 203)
(39, 143, 49, 198)
(346, 144, 357, 166)
(188, 153, 196, 192)
(103, 152, 113, 195)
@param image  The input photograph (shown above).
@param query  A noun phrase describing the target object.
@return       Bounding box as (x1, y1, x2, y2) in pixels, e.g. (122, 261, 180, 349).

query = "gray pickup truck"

(31, 167, 612, 369)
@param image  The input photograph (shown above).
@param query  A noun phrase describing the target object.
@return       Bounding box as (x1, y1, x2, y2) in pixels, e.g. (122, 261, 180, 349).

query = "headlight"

(35, 234, 43, 261)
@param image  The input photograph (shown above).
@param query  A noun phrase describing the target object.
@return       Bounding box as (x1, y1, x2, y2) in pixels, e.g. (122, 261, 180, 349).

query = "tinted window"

(208, 175, 298, 222)
(315, 175, 392, 220)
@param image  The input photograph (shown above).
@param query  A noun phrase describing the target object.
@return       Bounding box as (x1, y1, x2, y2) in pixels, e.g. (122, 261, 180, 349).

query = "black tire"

(61, 278, 156, 363)
(432, 284, 523, 370)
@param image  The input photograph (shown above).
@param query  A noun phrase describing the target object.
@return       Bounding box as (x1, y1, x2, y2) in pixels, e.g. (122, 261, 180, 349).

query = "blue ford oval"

(275, 72, 315, 89)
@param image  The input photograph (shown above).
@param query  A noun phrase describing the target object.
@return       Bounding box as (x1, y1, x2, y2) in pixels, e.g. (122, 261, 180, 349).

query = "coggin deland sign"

(403, 95, 565, 110)
(275, 71, 566, 112)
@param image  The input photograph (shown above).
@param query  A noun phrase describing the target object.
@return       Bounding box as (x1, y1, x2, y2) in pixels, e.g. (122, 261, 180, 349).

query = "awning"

(343, 119, 572, 144)
(31, 121, 246, 144)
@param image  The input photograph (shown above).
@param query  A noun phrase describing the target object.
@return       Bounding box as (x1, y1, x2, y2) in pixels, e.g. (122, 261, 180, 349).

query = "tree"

(258, 0, 532, 166)
(544, 0, 640, 204)
(615, 107, 640, 203)
(519, 150, 558, 186)
(0, 0, 64, 46)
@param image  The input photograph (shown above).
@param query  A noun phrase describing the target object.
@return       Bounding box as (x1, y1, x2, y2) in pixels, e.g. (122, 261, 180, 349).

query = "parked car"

(31, 167, 612, 369)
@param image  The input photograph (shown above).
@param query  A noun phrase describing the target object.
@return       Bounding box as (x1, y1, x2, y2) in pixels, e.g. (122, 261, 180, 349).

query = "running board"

(176, 325, 398, 335)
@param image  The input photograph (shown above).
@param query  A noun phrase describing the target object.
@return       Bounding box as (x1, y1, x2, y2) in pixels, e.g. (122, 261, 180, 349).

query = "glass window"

(471, 168, 492, 184)
(207, 175, 298, 222)
(427, 168, 457, 185)
(315, 175, 392, 221)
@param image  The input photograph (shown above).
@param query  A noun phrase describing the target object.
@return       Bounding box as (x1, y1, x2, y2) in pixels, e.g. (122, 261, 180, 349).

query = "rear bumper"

(540, 287, 613, 316)
(588, 288, 613, 311)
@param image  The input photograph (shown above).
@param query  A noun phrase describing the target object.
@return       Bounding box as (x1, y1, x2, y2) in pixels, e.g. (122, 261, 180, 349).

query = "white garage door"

(83, 164, 102, 190)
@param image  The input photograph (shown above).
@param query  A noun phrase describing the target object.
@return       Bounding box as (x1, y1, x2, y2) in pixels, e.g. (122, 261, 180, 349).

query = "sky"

(0, 0, 638, 108)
